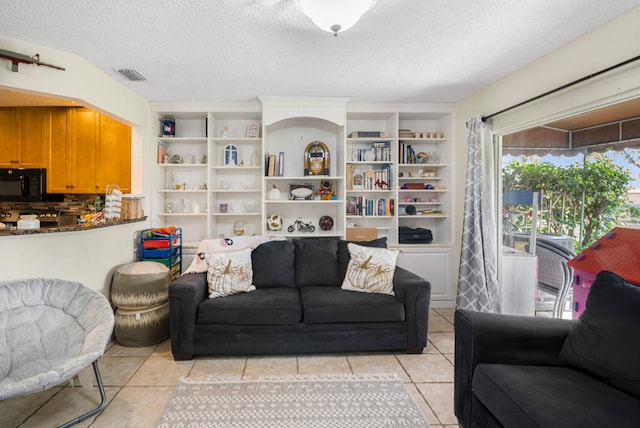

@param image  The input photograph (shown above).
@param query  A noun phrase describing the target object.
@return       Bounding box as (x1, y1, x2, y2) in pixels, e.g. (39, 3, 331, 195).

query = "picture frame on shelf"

(246, 123, 260, 138)
(352, 169, 364, 190)
(224, 144, 238, 166)
(346, 197, 357, 215)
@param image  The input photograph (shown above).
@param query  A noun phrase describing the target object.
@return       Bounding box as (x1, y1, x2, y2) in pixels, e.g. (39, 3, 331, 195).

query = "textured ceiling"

(1, 0, 640, 104)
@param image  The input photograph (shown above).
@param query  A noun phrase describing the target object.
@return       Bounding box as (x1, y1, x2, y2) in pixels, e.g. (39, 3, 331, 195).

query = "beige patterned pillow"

(341, 243, 398, 295)
(205, 248, 255, 298)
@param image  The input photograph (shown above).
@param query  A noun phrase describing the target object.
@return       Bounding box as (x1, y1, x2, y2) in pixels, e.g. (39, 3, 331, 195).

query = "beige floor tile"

(151, 338, 173, 358)
(429, 332, 455, 354)
(243, 355, 298, 378)
(428, 313, 454, 333)
(127, 356, 193, 386)
(434, 308, 455, 317)
(189, 356, 247, 378)
(90, 386, 174, 428)
(415, 382, 457, 425)
(404, 382, 439, 426)
(17, 386, 119, 428)
(97, 356, 147, 387)
(0, 387, 62, 428)
(347, 354, 410, 382)
(444, 353, 455, 365)
(297, 354, 351, 375)
(424, 339, 439, 354)
(104, 342, 157, 357)
(396, 353, 453, 383)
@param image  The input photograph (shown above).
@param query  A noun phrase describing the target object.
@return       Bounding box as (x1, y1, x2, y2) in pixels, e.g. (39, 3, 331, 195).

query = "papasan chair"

(0, 278, 114, 427)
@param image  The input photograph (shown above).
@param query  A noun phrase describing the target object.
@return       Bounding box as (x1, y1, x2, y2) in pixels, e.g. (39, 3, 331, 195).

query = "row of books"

(265, 152, 285, 176)
(346, 197, 395, 216)
(350, 142, 392, 162)
(399, 142, 418, 164)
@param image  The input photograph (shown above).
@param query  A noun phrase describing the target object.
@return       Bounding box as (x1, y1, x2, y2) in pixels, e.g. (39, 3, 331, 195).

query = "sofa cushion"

(341, 243, 398, 295)
(559, 270, 640, 399)
(251, 240, 296, 289)
(473, 364, 640, 427)
(301, 286, 404, 324)
(294, 238, 340, 287)
(338, 237, 387, 281)
(197, 288, 301, 325)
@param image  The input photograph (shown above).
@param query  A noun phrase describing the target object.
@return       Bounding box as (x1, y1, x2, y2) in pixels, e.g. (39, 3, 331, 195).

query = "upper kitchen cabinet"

(97, 114, 131, 192)
(47, 107, 131, 194)
(0, 107, 47, 168)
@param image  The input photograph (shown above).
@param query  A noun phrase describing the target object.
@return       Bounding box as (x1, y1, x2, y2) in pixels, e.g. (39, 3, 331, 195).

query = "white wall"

(0, 35, 153, 295)
(452, 6, 640, 304)
(2, 222, 149, 296)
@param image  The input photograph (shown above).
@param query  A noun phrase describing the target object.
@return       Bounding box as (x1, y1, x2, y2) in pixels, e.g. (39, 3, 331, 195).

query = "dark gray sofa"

(454, 270, 640, 428)
(169, 237, 431, 360)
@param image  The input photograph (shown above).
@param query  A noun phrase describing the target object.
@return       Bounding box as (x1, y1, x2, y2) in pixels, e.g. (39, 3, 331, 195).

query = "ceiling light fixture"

(296, 0, 378, 37)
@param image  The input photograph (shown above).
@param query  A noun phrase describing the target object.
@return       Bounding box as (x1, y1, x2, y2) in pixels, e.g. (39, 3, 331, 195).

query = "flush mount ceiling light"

(296, 0, 378, 36)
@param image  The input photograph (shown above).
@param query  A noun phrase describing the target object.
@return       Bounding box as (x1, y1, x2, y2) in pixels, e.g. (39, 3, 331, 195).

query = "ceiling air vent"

(117, 68, 147, 81)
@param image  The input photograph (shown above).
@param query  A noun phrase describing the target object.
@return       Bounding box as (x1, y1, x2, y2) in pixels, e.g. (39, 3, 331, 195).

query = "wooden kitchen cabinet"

(47, 107, 131, 194)
(0, 107, 47, 168)
(97, 114, 131, 193)
(47, 108, 97, 193)
(47, 108, 71, 193)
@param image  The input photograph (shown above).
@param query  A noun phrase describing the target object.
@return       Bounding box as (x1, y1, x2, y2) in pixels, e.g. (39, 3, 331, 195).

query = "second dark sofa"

(168, 237, 431, 360)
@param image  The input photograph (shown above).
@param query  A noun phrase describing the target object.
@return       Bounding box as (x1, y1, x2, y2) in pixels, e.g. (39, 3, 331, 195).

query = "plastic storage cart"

(139, 227, 182, 280)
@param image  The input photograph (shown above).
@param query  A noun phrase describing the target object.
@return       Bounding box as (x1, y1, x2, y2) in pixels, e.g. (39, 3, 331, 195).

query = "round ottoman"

(111, 261, 171, 346)
(114, 302, 170, 347)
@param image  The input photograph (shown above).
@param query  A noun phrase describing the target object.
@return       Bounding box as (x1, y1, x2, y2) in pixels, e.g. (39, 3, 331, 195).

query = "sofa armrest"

(168, 272, 208, 359)
(393, 266, 431, 351)
(454, 309, 575, 427)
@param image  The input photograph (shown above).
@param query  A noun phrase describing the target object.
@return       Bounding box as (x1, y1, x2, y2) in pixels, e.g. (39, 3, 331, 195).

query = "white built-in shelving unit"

(150, 98, 454, 303)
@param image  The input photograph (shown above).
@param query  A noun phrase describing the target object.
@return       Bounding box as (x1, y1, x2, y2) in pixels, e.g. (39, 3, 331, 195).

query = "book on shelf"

(278, 152, 285, 176)
(351, 196, 395, 216)
(266, 154, 276, 176)
(399, 142, 417, 164)
(350, 141, 391, 162)
(348, 131, 386, 138)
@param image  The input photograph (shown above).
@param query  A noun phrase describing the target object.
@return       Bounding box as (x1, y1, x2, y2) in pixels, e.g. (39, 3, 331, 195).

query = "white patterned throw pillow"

(205, 248, 255, 298)
(341, 243, 398, 295)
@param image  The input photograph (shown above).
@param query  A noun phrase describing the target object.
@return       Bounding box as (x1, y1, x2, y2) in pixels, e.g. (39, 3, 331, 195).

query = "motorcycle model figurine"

(287, 217, 316, 233)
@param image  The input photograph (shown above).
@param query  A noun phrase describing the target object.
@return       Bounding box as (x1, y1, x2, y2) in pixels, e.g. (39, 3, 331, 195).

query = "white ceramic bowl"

(242, 200, 258, 213)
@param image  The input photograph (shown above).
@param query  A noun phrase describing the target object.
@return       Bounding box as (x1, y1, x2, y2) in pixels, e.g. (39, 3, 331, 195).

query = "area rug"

(156, 373, 430, 427)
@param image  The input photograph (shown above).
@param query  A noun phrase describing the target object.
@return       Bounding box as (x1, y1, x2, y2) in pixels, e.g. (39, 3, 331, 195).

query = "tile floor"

(0, 308, 458, 428)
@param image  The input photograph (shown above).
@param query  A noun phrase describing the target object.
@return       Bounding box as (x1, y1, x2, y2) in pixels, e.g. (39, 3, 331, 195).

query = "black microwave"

(0, 168, 47, 202)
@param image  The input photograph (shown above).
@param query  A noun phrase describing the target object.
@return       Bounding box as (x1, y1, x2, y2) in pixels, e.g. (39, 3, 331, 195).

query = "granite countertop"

(0, 217, 148, 236)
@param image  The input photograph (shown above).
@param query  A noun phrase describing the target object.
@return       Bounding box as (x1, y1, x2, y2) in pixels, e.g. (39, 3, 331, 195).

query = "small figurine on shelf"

(220, 126, 229, 138)
(316, 180, 336, 200)
(287, 218, 316, 233)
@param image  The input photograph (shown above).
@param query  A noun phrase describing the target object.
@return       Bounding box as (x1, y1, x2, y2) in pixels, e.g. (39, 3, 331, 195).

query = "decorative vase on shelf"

(269, 185, 281, 200)
(234, 221, 245, 236)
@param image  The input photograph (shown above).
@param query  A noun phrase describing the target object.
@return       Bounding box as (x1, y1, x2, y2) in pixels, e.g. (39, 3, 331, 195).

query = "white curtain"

(456, 115, 501, 312)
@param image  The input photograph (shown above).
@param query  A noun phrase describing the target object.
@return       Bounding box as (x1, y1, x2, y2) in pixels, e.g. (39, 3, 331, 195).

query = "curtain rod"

(482, 55, 640, 122)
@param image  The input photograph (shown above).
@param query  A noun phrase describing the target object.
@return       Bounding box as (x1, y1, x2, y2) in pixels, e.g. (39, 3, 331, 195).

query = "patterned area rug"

(156, 373, 430, 427)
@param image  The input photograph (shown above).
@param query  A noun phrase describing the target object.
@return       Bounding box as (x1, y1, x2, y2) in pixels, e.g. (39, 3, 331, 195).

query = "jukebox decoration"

(304, 141, 330, 176)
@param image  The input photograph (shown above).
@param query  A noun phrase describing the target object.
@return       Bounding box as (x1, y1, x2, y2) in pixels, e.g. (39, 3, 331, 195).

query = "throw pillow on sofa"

(341, 243, 398, 295)
(205, 248, 255, 298)
(337, 237, 387, 281)
(559, 270, 640, 399)
(183, 235, 286, 274)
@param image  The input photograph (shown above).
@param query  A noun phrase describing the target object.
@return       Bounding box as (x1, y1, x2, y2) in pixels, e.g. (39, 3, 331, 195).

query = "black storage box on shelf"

(399, 226, 433, 244)
(139, 228, 182, 280)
